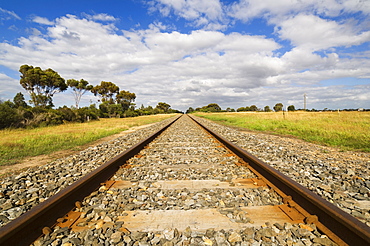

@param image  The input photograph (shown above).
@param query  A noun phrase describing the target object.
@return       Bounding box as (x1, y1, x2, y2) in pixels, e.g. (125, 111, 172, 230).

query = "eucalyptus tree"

(274, 103, 284, 112)
(91, 81, 119, 103)
(13, 92, 28, 108)
(67, 79, 93, 108)
(19, 64, 67, 108)
(116, 90, 136, 111)
(264, 106, 271, 112)
(156, 102, 171, 112)
(287, 105, 296, 111)
(205, 103, 221, 112)
(250, 105, 258, 111)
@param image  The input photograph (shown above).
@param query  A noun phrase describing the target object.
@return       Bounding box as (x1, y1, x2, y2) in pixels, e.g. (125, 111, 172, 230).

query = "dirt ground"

(0, 124, 154, 176)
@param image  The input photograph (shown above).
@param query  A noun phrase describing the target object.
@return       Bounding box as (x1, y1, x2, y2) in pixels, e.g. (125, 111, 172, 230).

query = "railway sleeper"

(1, 115, 369, 245)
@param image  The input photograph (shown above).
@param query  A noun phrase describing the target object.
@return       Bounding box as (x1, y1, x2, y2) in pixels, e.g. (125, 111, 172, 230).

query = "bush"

(76, 106, 99, 122)
(288, 105, 296, 111)
(124, 109, 139, 117)
(1, 93, 178, 129)
(57, 106, 76, 122)
(99, 102, 123, 118)
(0, 101, 23, 129)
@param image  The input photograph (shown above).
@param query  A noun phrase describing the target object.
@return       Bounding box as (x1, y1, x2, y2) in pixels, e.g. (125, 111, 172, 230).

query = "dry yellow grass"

(0, 114, 178, 166)
(195, 111, 370, 152)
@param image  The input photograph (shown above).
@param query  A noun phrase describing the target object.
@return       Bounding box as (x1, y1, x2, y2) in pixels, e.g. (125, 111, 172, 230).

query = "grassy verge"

(194, 111, 370, 152)
(0, 114, 177, 166)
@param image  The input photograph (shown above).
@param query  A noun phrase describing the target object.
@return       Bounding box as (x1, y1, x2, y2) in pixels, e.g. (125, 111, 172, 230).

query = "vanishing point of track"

(0, 114, 369, 245)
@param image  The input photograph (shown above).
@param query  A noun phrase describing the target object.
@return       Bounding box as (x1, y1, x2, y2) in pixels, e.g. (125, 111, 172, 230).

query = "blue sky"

(0, 0, 370, 111)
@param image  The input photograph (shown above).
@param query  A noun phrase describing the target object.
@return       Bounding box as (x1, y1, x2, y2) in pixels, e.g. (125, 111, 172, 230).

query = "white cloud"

(0, 7, 21, 21)
(152, 0, 223, 20)
(281, 48, 339, 72)
(27, 28, 42, 36)
(0, 13, 369, 110)
(229, 0, 370, 22)
(32, 16, 54, 25)
(243, 82, 370, 110)
(148, 21, 172, 31)
(277, 14, 370, 50)
(267, 53, 370, 88)
(0, 73, 23, 101)
(83, 13, 117, 22)
(216, 32, 280, 55)
(342, 0, 370, 14)
(149, 0, 227, 30)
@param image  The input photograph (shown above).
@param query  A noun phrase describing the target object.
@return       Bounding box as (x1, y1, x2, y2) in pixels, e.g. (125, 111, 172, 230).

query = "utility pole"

(304, 93, 307, 110)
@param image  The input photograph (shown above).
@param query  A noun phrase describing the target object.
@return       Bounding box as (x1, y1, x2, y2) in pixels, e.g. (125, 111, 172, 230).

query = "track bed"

(1, 115, 369, 245)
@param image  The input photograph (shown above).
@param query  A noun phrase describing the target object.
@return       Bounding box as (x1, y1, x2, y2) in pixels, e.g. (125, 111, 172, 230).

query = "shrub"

(0, 101, 22, 129)
(76, 106, 99, 122)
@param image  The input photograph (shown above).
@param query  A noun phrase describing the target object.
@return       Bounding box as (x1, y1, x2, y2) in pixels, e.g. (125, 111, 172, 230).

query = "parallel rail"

(0, 114, 369, 245)
(0, 115, 181, 246)
(189, 114, 370, 246)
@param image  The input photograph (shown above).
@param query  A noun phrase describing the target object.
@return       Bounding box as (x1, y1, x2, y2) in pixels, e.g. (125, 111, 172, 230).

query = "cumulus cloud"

(148, 1, 370, 51)
(148, 0, 227, 30)
(226, 1, 370, 54)
(1, 10, 369, 110)
(151, 0, 223, 20)
(276, 14, 370, 50)
(32, 16, 54, 25)
(228, 0, 370, 21)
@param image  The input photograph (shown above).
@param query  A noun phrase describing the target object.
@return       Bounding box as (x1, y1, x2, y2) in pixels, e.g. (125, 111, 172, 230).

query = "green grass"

(195, 111, 370, 152)
(0, 114, 177, 166)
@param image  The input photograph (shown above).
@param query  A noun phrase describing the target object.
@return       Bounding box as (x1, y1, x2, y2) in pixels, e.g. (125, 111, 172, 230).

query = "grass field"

(195, 111, 370, 152)
(0, 114, 177, 166)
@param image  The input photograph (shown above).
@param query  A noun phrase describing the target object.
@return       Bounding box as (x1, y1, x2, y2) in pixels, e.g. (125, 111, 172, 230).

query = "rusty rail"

(189, 114, 370, 246)
(1, 114, 369, 245)
(0, 115, 181, 246)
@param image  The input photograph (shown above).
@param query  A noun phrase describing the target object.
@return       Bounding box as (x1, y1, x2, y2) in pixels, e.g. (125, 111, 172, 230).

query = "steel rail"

(0, 115, 181, 246)
(189, 114, 370, 246)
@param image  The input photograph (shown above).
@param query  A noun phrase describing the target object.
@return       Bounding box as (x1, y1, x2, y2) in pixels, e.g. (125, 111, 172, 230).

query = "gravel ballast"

(0, 117, 177, 227)
(1, 115, 368, 245)
(194, 116, 370, 226)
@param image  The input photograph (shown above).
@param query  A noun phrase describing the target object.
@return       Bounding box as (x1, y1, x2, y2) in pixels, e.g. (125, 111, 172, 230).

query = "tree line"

(0, 65, 180, 129)
(186, 103, 295, 113)
(187, 103, 368, 114)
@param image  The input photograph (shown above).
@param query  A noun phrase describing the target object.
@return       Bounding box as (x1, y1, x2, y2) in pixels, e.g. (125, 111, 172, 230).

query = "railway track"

(0, 114, 369, 245)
